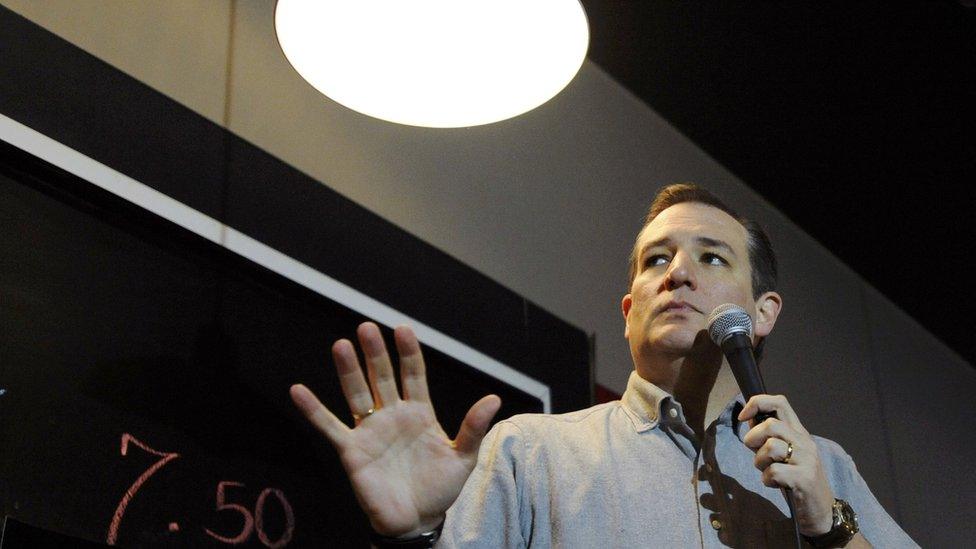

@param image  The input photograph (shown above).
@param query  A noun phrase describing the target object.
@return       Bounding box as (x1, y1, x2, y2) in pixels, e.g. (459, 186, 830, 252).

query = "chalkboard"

(0, 10, 591, 545)
(0, 141, 558, 547)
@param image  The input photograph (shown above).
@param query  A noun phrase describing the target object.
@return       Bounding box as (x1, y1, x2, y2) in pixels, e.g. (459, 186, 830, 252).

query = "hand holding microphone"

(706, 304, 837, 539)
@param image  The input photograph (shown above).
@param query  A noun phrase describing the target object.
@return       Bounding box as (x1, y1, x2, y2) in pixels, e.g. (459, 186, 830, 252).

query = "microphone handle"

(721, 333, 775, 423)
(721, 331, 801, 548)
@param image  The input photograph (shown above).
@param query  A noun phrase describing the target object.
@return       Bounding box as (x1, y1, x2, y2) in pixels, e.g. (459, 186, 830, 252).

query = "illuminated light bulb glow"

(275, 0, 589, 128)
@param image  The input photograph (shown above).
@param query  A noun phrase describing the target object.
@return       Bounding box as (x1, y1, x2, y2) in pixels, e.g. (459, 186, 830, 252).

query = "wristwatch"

(803, 498, 859, 548)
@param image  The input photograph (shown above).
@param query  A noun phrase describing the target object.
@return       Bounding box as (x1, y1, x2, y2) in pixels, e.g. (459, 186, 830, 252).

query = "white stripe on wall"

(0, 112, 551, 412)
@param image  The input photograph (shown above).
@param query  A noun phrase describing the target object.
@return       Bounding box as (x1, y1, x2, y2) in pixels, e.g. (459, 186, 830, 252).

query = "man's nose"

(664, 252, 697, 291)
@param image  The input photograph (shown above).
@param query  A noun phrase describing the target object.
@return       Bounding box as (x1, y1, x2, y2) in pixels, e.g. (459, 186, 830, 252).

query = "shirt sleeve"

(817, 438, 919, 548)
(437, 420, 531, 548)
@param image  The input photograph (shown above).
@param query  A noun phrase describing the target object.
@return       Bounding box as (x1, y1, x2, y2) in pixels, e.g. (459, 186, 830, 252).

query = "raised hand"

(290, 322, 501, 538)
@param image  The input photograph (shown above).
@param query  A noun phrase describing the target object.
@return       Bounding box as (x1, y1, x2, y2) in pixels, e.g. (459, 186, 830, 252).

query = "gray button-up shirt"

(439, 372, 917, 548)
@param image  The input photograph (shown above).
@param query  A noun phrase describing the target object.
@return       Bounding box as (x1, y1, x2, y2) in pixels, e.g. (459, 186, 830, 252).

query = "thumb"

(453, 394, 502, 456)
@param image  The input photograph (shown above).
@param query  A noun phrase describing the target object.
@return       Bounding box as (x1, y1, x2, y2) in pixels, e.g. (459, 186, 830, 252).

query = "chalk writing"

(255, 488, 296, 548)
(106, 433, 296, 546)
(107, 433, 180, 545)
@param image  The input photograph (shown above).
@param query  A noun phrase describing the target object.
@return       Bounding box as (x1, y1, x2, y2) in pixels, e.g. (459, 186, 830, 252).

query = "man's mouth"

(658, 300, 700, 314)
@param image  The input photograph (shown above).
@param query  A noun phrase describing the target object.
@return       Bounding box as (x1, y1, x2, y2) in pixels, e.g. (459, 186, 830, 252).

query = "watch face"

(805, 499, 859, 548)
(837, 499, 859, 535)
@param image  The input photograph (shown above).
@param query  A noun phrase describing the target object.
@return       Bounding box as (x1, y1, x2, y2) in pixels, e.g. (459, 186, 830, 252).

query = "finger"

(394, 325, 431, 404)
(739, 394, 806, 433)
(743, 417, 800, 450)
(289, 384, 352, 448)
(761, 462, 795, 489)
(453, 395, 502, 456)
(742, 417, 777, 449)
(755, 437, 793, 470)
(357, 322, 401, 407)
(333, 339, 375, 419)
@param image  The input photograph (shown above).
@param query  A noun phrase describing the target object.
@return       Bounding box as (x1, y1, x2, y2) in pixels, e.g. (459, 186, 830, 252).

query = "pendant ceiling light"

(275, 0, 589, 128)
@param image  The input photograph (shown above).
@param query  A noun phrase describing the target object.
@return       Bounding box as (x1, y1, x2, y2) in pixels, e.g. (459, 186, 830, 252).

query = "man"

(290, 184, 916, 547)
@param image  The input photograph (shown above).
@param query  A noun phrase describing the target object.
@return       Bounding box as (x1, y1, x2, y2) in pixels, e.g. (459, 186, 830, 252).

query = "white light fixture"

(275, 0, 589, 128)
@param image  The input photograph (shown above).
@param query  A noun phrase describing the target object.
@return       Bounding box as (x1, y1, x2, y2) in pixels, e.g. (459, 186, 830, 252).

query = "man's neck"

(639, 352, 741, 442)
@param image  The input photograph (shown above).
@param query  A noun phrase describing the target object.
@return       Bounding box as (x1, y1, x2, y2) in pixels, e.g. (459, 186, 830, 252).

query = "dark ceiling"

(582, 1, 976, 367)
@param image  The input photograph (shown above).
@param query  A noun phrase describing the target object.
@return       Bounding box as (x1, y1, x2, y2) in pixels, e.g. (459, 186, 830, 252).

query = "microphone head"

(705, 303, 754, 346)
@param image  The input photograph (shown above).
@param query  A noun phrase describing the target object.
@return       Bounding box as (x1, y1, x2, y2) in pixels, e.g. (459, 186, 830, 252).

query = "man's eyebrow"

(696, 237, 737, 258)
(638, 236, 738, 259)
(638, 237, 672, 259)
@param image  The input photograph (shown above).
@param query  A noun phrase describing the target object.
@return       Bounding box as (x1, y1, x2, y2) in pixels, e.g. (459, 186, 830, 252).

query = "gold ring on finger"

(352, 408, 375, 422)
(782, 441, 794, 464)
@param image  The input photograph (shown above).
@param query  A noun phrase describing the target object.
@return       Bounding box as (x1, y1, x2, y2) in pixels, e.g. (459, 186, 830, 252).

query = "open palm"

(290, 322, 501, 537)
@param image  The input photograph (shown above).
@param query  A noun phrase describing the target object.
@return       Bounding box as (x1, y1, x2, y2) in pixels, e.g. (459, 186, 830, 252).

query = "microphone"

(705, 303, 772, 423)
(706, 303, 802, 548)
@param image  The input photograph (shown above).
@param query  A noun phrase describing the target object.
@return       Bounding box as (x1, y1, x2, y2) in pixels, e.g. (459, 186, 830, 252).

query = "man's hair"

(627, 183, 779, 361)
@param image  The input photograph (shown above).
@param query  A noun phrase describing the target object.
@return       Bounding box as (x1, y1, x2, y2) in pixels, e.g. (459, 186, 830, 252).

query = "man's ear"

(753, 291, 782, 338)
(621, 294, 632, 338)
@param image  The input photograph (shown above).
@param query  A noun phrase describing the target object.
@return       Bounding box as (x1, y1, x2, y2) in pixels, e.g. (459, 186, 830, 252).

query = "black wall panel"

(0, 7, 590, 547)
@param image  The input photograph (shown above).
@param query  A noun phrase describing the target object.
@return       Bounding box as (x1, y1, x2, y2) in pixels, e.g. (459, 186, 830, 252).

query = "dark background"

(0, 8, 591, 545)
(582, 1, 976, 367)
(0, 140, 550, 548)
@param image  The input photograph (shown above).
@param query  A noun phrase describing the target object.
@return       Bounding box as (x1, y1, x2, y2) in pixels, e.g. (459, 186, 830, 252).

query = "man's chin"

(648, 331, 700, 355)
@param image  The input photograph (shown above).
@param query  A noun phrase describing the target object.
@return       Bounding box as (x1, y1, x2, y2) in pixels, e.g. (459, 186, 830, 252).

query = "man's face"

(622, 202, 757, 365)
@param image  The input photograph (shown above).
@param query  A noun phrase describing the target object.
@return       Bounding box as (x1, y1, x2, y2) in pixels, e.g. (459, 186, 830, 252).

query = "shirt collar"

(620, 370, 749, 440)
(620, 371, 670, 433)
(721, 395, 749, 442)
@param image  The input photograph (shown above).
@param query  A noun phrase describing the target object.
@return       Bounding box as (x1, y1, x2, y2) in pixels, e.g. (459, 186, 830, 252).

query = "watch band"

(803, 498, 859, 548)
(368, 520, 444, 549)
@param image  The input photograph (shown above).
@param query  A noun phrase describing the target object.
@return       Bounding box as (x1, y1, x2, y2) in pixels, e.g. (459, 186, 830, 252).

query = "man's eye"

(644, 255, 669, 268)
(702, 253, 728, 266)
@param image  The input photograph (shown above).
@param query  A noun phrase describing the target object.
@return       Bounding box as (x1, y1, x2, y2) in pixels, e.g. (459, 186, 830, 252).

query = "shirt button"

(711, 519, 722, 530)
(668, 408, 678, 418)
